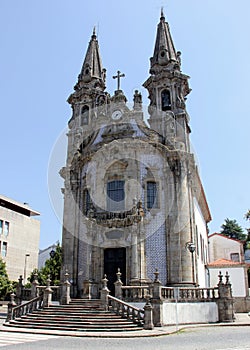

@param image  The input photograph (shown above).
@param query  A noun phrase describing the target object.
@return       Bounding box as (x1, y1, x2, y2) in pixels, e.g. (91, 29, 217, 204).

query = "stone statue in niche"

(133, 90, 142, 110)
(102, 68, 107, 83)
(176, 86, 186, 109)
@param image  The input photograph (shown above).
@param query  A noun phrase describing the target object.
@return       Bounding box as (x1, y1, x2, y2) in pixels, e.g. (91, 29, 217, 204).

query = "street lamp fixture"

(185, 242, 196, 285)
(50, 249, 56, 259)
(186, 242, 196, 254)
(24, 253, 30, 285)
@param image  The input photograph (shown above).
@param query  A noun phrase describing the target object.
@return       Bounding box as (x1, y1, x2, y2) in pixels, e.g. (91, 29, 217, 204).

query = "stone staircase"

(4, 299, 144, 332)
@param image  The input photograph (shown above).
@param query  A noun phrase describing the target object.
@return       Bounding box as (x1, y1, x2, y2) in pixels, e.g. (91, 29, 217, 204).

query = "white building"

(208, 233, 249, 312)
(0, 194, 40, 282)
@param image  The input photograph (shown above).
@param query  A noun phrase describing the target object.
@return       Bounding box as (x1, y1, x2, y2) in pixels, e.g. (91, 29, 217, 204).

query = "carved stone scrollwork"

(86, 201, 144, 228)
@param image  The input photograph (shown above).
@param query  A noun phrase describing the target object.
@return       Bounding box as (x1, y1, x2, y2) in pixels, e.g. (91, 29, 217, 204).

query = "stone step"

(31, 310, 113, 317)
(70, 298, 102, 303)
(5, 322, 142, 332)
(26, 313, 122, 320)
(9, 319, 139, 328)
(4, 299, 143, 332)
(21, 314, 130, 323)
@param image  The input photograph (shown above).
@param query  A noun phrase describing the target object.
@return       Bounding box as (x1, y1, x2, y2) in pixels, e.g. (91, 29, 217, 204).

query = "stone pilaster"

(100, 275, 110, 311)
(143, 297, 154, 330)
(217, 271, 235, 322)
(43, 276, 53, 308)
(114, 268, 123, 299)
(151, 269, 163, 327)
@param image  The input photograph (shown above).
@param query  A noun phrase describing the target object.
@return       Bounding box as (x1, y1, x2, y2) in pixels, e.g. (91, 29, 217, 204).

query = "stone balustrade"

(121, 286, 153, 301)
(161, 286, 219, 301)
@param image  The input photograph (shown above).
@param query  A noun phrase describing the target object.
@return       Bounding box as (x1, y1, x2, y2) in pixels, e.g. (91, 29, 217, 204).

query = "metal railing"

(108, 295, 144, 325)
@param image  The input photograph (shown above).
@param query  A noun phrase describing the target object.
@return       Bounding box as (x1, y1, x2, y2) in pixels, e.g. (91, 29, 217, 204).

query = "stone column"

(15, 275, 23, 305)
(168, 157, 193, 286)
(6, 292, 16, 322)
(100, 275, 110, 311)
(31, 272, 39, 298)
(143, 297, 154, 330)
(151, 269, 163, 327)
(217, 271, 235, 322)
(61, 270, 71, 305)
(43, 275, 53, 308)
(115, 268, 123, 299)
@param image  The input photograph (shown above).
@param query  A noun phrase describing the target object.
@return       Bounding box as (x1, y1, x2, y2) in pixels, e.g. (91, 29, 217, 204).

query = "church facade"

(60, 11, 211, 297)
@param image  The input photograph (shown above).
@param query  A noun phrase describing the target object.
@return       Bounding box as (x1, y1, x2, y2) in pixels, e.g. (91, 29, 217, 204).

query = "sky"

(0, 0, 250, 249)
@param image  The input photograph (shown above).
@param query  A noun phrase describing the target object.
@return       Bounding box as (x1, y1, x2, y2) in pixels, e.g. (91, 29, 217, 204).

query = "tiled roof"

(208, 258, 245, 267)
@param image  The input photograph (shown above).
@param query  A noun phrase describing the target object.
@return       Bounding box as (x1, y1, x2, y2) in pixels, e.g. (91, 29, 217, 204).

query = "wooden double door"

(104, 248, 126, 295)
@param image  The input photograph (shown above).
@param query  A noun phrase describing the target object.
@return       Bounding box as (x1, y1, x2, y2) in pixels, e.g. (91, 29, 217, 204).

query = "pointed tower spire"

(143, 10, 191, 142)
(76, 28, 106, 89)
(160, 7, 165, 20)
(150, 8, 179, 70)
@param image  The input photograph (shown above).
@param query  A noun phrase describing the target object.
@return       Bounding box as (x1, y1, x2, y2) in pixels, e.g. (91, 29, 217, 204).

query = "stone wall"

(162, 301, 219, 325)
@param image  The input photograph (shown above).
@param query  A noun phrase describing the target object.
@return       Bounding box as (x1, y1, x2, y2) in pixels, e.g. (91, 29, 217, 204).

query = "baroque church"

(60, 10, 211, 297)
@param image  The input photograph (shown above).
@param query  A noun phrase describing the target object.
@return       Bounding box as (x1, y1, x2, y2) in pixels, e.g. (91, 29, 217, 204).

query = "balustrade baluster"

(201, 289, 204, 299)
(207, 289, 210, 299)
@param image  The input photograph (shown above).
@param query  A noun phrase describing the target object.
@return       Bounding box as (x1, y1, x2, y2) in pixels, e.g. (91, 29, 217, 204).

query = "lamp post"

(186, 242, 196, 285)
(49, 248, 56, 259)
(24, 254, 30, 285)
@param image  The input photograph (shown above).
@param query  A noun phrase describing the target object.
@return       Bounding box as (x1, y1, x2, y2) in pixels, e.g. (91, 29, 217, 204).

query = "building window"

(1, 242, 7, 257)
(3, 222, 9, 237)
(146, 181, 159, 209)
(230, 253, 240, 262)
(161, 89, 171, 111)
(200, 234, 204, 263)
(0, 220, 3, 235)
(107, 180, 125, 211)
(195, 225, 199, 257)
(81, 105, 89, 125)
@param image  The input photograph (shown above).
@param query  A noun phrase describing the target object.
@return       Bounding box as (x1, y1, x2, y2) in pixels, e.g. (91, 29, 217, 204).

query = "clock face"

(111, 110, 122, 120)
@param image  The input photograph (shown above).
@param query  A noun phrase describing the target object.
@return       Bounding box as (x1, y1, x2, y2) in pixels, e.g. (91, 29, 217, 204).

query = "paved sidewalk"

(0, 306, 249, 338)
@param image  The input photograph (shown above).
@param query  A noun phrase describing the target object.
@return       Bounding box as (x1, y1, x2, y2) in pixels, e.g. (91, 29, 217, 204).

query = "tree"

(244, 210, 250, 246)
(28, 243, 62, 286)
(220, 218, 246, 241)
(0, 258, 11, 300)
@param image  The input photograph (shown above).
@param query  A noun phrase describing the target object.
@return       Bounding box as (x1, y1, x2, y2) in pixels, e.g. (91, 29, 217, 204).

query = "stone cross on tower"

(113, 70, 125, 91)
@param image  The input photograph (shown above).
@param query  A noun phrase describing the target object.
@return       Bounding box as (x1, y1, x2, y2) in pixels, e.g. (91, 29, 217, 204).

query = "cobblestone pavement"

(0, 326, 249, 349)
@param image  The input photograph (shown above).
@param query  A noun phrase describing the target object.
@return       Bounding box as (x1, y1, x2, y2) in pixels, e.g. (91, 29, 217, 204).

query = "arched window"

(81, 105, 89, 125)
(146, 181, 159, 209)
(107, 180, 125, 212)
(161, 89, 171, 111)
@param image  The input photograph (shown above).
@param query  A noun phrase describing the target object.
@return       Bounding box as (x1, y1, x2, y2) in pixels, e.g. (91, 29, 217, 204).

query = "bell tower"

(61, 28, 109, 293)
(66, 28, 109, 164)
(143, 9, 192, 151)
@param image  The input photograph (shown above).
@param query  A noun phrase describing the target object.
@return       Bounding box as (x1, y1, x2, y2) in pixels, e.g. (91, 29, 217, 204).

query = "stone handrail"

(7, 295, 43, 322)
(108, 295, 144, 325)
(121, 285, 153, 301)
(161, 286, 219, 301)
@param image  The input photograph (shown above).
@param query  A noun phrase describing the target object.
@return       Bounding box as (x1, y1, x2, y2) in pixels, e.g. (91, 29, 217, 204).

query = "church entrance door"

(104, 248, 126, 295)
